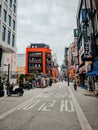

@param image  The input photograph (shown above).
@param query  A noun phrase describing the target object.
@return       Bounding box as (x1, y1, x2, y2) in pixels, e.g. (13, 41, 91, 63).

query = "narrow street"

(0, 82, 98, 130)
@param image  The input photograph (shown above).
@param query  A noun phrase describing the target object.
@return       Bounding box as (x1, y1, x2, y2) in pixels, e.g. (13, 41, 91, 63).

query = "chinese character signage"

(82, 9, 87, 23)
(74, 29, 79, 37)
(84, 37, 89, 56)
(83, 24, 87, 37)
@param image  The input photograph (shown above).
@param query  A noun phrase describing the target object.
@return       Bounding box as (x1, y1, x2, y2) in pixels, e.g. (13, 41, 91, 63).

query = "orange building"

(26, 44, 52, 75)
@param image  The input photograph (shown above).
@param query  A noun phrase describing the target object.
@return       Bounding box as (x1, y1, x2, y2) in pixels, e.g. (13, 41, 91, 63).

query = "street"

(0, 82, 98, 130)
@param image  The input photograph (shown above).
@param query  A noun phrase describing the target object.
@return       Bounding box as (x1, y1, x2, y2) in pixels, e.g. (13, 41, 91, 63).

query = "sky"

(16, 0, 79, 65)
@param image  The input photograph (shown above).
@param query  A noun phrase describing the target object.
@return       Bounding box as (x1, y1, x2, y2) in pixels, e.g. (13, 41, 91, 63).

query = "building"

(26, 43, 52, 75)
(0, 0, 17, 74)
(76, 0, 98, 89)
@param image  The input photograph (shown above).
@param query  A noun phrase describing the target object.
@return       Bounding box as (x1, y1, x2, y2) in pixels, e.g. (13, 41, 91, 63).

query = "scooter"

(7, 83, 24, 96)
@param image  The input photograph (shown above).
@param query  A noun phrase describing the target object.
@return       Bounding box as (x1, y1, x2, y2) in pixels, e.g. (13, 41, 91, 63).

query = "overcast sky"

(16, 0, 79, 65)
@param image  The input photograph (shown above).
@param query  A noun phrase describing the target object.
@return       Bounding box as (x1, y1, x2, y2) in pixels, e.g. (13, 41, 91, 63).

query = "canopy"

(87, 70, 98, 76)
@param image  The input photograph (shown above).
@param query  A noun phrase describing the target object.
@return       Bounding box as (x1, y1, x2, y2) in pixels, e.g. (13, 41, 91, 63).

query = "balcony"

(29, 60, 42, 64)
(29, 67, 42, 71)
(46, 60, 52, 64)
(47, 66, 52, 70)
(29, 54, 42, 57)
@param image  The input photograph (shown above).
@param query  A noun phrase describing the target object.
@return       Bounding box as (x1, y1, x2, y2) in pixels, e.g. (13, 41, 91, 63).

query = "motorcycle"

(7, 83, 24, 96)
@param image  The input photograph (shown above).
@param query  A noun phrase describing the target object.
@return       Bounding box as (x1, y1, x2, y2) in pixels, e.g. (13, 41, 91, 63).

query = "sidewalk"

(69, 82, 98, 97)
(69, 82, 98, 130)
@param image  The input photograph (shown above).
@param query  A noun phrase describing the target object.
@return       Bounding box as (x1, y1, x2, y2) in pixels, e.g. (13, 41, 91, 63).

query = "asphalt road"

(0, 81, 98, 130)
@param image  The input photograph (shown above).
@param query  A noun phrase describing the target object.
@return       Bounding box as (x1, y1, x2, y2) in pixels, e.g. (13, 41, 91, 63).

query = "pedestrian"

(49, 77, 53, 86)
(74, 80, 77, 91)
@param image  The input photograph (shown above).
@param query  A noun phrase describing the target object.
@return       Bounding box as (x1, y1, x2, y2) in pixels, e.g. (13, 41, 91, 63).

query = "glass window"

(12, 34, 15, 47)
(9, 0, 12, 8)
(3, 9, 7, 22)
(8, 15, 11, 27)
(13, 20, 15, 30)
(14, 0, 16, 4)
(0, 6, 1, 17)
(5, 0, 8, 2)
(2, 26, 6, 41)
(7, 30, 11, 44)
(13, 4, 16, 13)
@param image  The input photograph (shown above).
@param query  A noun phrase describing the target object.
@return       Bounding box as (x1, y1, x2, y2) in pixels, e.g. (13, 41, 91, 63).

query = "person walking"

(74, 80, 77, 91)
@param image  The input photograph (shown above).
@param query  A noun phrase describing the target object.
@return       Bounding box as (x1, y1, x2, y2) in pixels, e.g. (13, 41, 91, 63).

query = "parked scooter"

(7, 83, 24, 96)
(0, 85, 4, 97)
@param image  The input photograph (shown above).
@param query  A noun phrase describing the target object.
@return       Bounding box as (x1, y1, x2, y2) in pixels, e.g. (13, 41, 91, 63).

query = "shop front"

(79, 65, 87, 89)
(86, 59, 98, 92)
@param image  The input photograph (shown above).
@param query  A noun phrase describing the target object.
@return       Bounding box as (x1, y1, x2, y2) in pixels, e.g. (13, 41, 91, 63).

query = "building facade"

(26, 43, 52, 75)
(76, 0, 98, 89)
(0, 0, 17, 74)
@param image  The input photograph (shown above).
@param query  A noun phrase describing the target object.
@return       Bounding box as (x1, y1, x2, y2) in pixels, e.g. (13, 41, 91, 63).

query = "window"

(2, 26, 6, 41)
(8, 15, 11, 27)
(13, 4, 16, 13)
(9, 0, 12, 8)
(3, 9, 7, 22)
(7, 30, 11, 44)
(14, 0, 16, 4)
(0, 6, 1, 17)
(5, 0, 8, 2)
(12, 34, 15, 47)
(13, 20, 15, 30)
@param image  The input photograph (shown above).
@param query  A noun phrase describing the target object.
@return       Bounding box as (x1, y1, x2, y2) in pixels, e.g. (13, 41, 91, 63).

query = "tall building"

(26, 43, 52, 75)
(0, 0, 17, 73)
(76, 0, 98, 89)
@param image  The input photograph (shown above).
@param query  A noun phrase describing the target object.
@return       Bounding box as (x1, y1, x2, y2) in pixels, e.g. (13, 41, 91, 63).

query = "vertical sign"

(82, 9, 87, 23)
(84, 37, 89, 55)
(74, 29, 79, 37)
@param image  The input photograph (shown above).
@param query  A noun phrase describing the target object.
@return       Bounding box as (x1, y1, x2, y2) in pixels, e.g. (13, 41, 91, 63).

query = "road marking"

(60, 100, 74, 112)
(68, 86, 92, 130)
(0, 92, 43, 120)
(23, 100, 40, 110)
(38, 100, 56, 111)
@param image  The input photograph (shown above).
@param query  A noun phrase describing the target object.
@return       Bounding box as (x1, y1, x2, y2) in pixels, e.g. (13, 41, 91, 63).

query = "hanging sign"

(82, 9, 87, 23)
(74, 29, 79, 37)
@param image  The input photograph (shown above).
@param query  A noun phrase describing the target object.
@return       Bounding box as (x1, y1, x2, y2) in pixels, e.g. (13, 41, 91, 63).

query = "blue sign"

(82, 9, 87, 23)
(93, 59, 98, 70)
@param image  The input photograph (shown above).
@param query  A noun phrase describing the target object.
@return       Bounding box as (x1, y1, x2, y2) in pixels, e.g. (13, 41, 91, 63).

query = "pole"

(7, 64, 10, 95)
(67, 67, 69, 86)
(8, 64, 10, 84)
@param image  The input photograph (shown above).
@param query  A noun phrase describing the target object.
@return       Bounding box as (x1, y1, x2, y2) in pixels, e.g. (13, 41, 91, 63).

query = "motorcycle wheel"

(18, 92, 23, 96)
(7, 91, 11, 96)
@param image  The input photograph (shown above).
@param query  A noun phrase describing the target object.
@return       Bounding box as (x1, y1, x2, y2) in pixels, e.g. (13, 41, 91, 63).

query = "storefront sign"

(82, 9, 87, 23)
(84, 37, 89, 56)
(74, 29, 79, 37)
(93, 59, 98, 70)
(83, 24, 87, 37)
(87, 65, 91, 72)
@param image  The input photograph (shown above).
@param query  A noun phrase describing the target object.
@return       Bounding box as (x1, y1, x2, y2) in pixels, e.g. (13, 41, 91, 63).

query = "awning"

(87, 70, 98, 76)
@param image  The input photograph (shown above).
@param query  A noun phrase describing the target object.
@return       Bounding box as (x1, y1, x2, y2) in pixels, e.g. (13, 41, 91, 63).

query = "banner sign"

(74, 29, 79, 37)
(84, 37, 89, 55)
(82, 9, 87, 23)
(83, 24, 87, 37)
